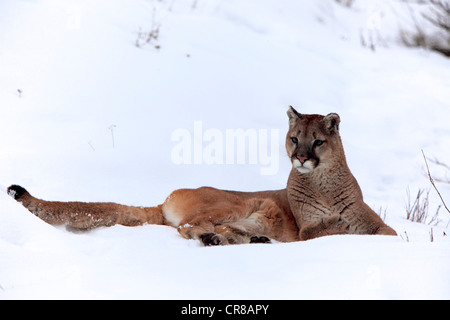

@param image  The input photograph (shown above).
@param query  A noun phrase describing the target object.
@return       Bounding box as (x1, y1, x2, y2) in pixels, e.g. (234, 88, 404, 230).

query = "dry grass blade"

(422, 149, 450, 215)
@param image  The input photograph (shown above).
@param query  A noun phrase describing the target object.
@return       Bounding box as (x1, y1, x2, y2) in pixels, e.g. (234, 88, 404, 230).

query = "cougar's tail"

(7, 184, 164, 230)
(7, 184, 28, 201)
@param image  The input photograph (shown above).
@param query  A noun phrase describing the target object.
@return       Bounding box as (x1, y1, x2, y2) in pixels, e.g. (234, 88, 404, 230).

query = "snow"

(1, 0, 449, 299)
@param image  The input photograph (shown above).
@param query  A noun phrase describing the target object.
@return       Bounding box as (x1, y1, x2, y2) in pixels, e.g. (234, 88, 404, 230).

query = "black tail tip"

(7, 185, 28, 200)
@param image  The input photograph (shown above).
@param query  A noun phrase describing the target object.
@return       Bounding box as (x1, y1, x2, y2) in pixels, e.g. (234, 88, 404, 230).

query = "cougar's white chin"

(293, 159, 314, 174)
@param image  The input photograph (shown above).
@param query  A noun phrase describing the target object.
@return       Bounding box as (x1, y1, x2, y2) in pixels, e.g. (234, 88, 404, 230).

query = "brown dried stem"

(422, 149, 450, 214)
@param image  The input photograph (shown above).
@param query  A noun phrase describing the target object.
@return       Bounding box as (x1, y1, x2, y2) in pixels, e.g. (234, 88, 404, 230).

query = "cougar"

(7, 106, 396, 245)
(285, 106, 397, 240)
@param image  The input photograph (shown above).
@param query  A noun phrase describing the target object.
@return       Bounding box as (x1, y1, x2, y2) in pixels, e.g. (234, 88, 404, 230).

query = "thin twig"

(422, 149, 450, 214)
(108, 125, 116, 149)
(427, 156, 450, 171)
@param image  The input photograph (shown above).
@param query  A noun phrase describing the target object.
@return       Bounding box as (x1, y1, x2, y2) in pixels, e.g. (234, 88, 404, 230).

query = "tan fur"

(9, 188, 163, 229)
(8, 185, 299, 245)
(164, 187, 299, 244)
(7, 107, 396, 245)
(285, 106, 397, 240)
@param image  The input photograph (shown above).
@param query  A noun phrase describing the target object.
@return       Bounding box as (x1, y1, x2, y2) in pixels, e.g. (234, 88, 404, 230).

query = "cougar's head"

(286, 106, 342, 174)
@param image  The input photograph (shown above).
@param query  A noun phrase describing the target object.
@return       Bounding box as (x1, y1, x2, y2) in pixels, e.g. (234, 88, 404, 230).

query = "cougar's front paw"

(200, 233, 222, 246)
(321, 214, 342, 227)
(321, 215, 351, 234)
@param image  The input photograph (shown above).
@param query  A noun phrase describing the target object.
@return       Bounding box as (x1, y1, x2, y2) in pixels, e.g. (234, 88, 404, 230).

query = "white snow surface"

(1, 0, 449, 299)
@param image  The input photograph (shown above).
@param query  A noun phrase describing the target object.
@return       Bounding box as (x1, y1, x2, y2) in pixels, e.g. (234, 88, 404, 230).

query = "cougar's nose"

(297, 155, 309, 164)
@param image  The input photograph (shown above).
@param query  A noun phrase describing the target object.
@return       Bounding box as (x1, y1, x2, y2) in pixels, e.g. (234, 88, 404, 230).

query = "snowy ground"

(1, 0, 449, 299)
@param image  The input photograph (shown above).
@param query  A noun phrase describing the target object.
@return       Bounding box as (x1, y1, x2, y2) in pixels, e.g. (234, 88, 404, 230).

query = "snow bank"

(1, 190, 449, 299)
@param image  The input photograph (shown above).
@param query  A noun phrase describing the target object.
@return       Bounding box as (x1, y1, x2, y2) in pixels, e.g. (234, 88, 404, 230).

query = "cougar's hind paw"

(200, 233, 222, 246)
(250, 236, 271, 244)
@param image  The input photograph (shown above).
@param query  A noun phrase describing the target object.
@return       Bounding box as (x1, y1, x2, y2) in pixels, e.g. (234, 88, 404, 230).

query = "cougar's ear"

(323, 113, 340, 134)
(287, 106, 302, 128)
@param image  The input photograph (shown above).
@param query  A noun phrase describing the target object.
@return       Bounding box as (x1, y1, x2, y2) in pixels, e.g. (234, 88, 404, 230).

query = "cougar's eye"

(314, 140, 324, 147)
(291, 137, 298, 144)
